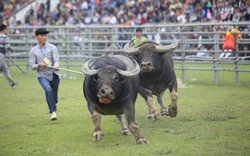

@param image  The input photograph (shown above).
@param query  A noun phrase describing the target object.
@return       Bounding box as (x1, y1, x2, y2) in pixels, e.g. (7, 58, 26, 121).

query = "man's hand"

(8, 46, 14, 52)
(53, 66, 59, 71)
(38, 62, 48, 68)
(10, 46, 14, 52)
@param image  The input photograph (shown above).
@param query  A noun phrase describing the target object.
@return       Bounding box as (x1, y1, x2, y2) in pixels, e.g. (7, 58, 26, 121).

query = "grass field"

(1, 63, 250, 156)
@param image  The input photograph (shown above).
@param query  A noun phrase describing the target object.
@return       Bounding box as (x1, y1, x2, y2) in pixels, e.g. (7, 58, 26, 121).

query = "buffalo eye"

(137, 53, 143, 58)
(151, 51, 156, 55)
(113, 74, 119, 81)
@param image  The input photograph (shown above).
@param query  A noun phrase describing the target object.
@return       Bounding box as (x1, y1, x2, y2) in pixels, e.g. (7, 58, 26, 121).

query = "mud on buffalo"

(82, 55, 149, 144)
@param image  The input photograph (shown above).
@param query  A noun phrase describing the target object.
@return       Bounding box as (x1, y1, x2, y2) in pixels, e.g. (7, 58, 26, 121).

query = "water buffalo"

(82, 55, 149, 144)
(123, 36, 179, 122)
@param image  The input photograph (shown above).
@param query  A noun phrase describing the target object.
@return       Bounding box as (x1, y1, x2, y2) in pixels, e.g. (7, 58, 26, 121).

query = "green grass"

(0, 63, 250, 156)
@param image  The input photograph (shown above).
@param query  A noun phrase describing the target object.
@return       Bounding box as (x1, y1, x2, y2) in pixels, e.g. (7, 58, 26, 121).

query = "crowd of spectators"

(2, 0, 249, 27)
(2, 0, 250, 59)
(0, 0, 31, 25)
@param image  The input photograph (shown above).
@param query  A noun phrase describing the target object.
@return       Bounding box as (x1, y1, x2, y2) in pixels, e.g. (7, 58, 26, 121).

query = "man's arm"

(29, 48, 39, 70)
(52, 44, 60, 71)
(5, 36, 14, 52)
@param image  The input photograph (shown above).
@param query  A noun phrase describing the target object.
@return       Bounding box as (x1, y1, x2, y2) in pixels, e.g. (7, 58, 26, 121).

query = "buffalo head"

(123, 35, 178, 72)
(82, 58, 140, 104)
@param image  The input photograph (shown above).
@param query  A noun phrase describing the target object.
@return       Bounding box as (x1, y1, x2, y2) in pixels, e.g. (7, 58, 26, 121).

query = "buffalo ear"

(161, 52, 168, 57)
(127, 55, 137, 61)
(130, 55, 138, 61)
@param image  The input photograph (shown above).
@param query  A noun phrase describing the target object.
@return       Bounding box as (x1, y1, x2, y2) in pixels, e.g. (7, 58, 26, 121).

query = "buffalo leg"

(124, 106, 149, 144)
(169, 87, 178, 117)
(116, 114, 130, 136)
(91, 111, 104, 142)
(139, 86, 161, 122)
(157, 91, 169, 116)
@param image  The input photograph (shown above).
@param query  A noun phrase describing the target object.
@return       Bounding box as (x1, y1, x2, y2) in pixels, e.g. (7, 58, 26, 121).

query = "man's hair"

(136, 28, 142, 32)
(0, 24, 7, 31)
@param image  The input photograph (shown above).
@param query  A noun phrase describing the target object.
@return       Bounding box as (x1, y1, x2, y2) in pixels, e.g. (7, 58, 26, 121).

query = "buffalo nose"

(100, 87, 113, 96)
(140, 62, 151, 68)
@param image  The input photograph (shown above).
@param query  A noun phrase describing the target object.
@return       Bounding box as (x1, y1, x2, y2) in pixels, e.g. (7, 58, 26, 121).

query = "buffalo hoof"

(146, 113, 162, 122)
(121, 128, 130, 136)
(168, 105, 178, 118)
(136, 138, 149, 145)
(152, 113, 162, 122)
(92, 130, 104, 142)
(146, 113, 154, 119)
(160, 107, 169, 116)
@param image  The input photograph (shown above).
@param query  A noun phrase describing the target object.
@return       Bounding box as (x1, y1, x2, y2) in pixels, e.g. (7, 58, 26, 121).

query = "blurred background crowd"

(1, 0, 249, 27)
(0, 0, 249, 59)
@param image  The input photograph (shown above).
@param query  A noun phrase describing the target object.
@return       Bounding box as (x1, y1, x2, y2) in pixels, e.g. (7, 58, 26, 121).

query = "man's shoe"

(11, 82, 19, 88)
(51, 112, 57, 121)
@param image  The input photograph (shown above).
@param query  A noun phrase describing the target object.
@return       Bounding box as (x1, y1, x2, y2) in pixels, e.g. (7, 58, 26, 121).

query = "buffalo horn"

(117, 59, 140, 78)
(154, 35, 178, 53)
(82, 59, 100, 76)
(123, 39, 140, 55)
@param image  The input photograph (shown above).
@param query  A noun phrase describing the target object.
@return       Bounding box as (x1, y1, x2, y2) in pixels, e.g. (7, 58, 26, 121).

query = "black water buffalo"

(82, 55, 149, 144)
(123, 36, 179, 122)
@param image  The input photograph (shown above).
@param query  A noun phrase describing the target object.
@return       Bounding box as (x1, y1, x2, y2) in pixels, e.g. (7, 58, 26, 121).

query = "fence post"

(111, 27, 114, 55)
(213, 27, 219, 84)
(66, 27, 70, 77)
(26, 27, 30, 76)
(88, 27, 93, 58)
(181, 34, 186, 83)
(81, 28, 86, 61)
(235, 36, 239, 86)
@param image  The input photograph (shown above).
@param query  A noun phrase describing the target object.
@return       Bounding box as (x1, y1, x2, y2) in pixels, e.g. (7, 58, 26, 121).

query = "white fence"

(6, 22, 250, 85)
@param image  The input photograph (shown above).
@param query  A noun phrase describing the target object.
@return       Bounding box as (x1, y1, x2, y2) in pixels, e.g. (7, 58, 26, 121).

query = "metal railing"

(6, 22, 250, 85)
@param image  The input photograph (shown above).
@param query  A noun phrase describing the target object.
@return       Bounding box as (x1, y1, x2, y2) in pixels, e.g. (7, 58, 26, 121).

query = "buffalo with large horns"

(82, 55, 149, 144)
(123, 36, 179, 122)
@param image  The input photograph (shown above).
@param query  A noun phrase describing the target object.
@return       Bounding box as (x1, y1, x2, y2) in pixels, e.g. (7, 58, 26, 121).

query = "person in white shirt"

(109, 14, 117, 24)
(29, 28, 61, 121)
(197, 45, 209, 57)
(0, 24, 19, 88)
